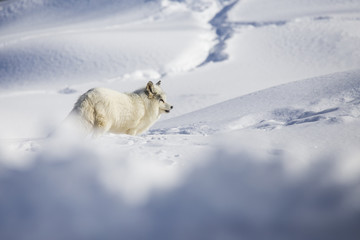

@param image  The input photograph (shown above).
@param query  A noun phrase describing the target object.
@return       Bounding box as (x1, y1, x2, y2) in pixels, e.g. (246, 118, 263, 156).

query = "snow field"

(1, 0, 360, 239)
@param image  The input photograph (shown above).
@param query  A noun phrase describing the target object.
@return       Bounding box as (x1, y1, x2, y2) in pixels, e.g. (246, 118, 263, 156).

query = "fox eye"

(159, 99, 165, 103)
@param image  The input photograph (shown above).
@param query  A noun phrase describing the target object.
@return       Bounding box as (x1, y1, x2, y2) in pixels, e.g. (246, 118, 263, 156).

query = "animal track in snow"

(255, 105, 353, 130)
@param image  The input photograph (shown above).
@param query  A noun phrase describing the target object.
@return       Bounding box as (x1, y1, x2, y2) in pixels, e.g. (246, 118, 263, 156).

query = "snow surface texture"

(1, 0, 360, 239)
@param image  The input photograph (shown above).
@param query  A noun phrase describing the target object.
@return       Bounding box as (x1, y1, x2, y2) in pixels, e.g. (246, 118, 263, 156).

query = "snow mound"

(155, 69, 360, 134)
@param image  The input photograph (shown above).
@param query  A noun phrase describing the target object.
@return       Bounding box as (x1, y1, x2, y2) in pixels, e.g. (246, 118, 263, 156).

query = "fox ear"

(156, 80, 161, 86)
(146, 81, 155, 98)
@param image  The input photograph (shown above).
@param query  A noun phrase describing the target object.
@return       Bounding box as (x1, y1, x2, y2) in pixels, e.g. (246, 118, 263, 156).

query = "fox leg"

(92, 110, 112, 137)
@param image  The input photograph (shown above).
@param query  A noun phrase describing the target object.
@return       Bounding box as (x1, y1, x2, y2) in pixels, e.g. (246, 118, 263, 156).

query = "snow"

(0, 0, 216, 90)
(1, 0, 360, 239)
(228, 0, 360, 22)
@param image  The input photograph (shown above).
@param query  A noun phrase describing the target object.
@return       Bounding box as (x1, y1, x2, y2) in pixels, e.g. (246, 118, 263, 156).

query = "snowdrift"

(0, 0, 216, 89)
(156, 69, 360, 133)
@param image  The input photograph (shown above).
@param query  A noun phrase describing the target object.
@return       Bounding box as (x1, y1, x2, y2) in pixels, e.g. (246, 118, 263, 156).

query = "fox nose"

(170, 106, 173, 109)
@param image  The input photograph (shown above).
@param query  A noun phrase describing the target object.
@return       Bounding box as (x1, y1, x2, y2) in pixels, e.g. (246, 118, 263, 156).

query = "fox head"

(145, 80, 173, 114)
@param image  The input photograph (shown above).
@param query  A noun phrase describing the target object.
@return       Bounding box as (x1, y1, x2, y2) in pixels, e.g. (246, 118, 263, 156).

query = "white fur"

(67, 81, 172, 136)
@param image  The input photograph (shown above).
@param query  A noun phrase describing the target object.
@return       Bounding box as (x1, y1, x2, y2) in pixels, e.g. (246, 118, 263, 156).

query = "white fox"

(67, 81, 172, 136)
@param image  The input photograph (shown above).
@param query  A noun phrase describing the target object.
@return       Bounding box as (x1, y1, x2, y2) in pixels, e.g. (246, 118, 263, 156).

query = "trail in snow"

(199, 0, 238, 65)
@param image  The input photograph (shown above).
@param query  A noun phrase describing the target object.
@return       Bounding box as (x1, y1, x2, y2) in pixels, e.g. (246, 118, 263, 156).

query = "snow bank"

(0, 0, 218, 90)
(0, 27, 213, 89)
(1, 135, 360, 240)
(156, 70, 360, 133)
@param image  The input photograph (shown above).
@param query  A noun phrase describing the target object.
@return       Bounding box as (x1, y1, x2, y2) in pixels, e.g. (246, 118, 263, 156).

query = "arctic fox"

(67, 81, 173, 136)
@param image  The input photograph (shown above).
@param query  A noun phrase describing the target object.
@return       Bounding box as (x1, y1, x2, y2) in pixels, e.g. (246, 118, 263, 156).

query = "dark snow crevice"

(198, 0, 294, 67)
(198, 0, 239, 66)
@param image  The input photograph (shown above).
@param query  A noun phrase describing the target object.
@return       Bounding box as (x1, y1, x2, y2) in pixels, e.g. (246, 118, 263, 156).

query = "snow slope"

(0, 0, 217, 89)
(157, 70, 360, 133)
(1, 0, 360, 239)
